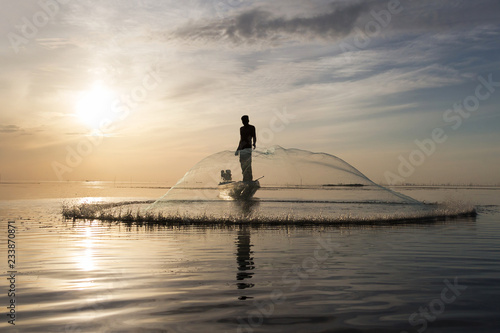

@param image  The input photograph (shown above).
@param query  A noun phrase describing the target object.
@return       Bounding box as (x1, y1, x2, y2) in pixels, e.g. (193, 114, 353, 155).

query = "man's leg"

(240, 149, 253, 182)
(245, 153, 253, 181)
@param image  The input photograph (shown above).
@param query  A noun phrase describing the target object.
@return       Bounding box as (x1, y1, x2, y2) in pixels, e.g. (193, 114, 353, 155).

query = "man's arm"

(252, 126, 257, 148)
(235, 127, 243, 155)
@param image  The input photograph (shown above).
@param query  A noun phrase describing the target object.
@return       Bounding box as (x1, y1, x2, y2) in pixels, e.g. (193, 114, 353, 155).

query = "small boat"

(218, 180, 260, 200)
(218, 170, 261, 200)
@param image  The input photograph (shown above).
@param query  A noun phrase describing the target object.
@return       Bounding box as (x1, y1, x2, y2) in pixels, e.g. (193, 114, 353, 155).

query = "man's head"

(241, 115, 249, 125)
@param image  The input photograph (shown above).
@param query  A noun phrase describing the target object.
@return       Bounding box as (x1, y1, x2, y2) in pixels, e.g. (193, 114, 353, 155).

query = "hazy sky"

(1, 0, 499, 185)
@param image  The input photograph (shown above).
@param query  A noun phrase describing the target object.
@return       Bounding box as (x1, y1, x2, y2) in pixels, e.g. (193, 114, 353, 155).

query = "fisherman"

(235, 115, 256, 182)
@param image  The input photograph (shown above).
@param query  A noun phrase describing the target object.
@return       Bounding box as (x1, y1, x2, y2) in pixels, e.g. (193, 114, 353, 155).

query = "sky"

(0, 0, 499, 185)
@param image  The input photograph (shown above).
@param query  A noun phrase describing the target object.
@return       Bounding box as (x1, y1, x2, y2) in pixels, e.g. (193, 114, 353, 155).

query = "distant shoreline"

(1, 181, 500, 190)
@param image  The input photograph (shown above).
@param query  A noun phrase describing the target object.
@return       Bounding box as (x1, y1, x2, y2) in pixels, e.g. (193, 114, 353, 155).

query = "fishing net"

(151, 146, 420, 204)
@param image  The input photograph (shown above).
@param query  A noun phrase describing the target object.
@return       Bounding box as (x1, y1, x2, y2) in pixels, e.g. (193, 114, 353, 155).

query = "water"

(1, 182, 500, 332)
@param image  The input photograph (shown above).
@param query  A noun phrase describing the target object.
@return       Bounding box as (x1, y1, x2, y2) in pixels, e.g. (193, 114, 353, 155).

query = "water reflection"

(235, 225, 255, 300)
(77, 197, 105, 205)
(232, 200, 259, 299)
(232, 199, 260, 217)
(78, 226, 95, 271)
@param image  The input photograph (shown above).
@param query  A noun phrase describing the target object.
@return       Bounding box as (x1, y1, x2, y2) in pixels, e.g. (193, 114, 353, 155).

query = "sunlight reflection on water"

(77, 226, 95, 272)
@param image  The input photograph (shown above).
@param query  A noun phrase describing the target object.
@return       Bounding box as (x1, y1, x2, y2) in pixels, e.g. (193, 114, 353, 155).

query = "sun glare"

(76, 226, 95, 272)
(75, 81, 117, 129)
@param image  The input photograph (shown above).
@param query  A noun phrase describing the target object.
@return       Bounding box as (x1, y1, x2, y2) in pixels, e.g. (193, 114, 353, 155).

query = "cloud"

(395, 0, 500, 31)
(0, 125, 22, 133)
(169, 0, 500, 46)
(173, 2, 370, 44)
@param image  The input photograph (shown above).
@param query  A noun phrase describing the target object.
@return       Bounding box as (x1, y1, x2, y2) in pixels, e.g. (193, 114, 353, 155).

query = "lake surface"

(1, 182, 499, 332)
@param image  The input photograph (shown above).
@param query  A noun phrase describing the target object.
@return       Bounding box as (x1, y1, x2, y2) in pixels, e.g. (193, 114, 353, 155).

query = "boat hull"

(218, 180, 260, 200)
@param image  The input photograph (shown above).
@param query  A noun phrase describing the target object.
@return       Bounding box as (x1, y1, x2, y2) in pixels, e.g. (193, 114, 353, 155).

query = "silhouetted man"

(235, 115, 256, 182)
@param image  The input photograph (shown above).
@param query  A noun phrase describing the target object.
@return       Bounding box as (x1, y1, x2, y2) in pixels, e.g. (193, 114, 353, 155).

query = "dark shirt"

(237, 124, 256, 150)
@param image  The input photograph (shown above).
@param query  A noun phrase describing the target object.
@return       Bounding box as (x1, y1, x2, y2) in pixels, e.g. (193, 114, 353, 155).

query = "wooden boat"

(218, 180, 260, 200)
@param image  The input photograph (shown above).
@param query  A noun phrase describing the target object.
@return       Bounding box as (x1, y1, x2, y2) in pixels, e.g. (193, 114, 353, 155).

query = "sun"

(75, 81, 117, 129)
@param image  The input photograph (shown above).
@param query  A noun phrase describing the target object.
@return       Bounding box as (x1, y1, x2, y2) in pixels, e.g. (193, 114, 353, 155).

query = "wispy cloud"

(172, 2, 370, 44)
(169, 0, 500, 46)
(0, 125, 22, 133)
